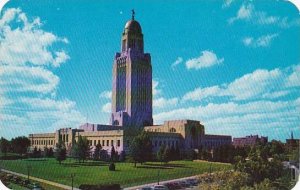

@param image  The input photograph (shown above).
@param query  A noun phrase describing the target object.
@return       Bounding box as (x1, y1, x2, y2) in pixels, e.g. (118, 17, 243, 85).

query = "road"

(124, 175, 199, 190)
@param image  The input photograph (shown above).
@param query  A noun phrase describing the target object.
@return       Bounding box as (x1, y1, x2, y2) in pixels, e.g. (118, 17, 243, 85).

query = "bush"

(79, 184, 120, 190)
(0, 154, 24, 160)
(109, 163, 116, 171)
(119, 151, 126, 162)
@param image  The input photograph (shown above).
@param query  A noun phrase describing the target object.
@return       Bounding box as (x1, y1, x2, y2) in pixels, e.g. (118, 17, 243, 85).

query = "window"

(117, 140, 120, 147)
(111, 140, 114, 146)
(94, 140, 96, 146)
(102, 140, 105, 146)
(169, 128, 176, 133)
(155, 141, 158, 147)
(107, 140, 109, 146)
(66, 135, 69, 142)
(98, 140, 100, 145)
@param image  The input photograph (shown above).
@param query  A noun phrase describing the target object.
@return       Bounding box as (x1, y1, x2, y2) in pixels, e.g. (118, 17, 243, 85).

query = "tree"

(111, 145, 116, 161)
(47, 147, 54, 157)
(55, 141, 66, 164)
(72, 136, 90, 163)
(175, 144, 181, 160)
(129, 136, 143, 167)
(11, 136, 30, 156)
(32, 147, 40, 158)
(0, 137, 10, 157)
(93, 143, 102, 160)
(129, 131, 153, 167)
(170, 145, 176, 161)
(119, 151, 126, 162)
(43, 147, 49, 157)
(163, 146, 172, 164)
(157, 144, 166, 163)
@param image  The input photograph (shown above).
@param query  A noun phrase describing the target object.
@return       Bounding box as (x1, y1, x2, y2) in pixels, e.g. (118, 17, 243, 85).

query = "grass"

(1, 158, 231, 188)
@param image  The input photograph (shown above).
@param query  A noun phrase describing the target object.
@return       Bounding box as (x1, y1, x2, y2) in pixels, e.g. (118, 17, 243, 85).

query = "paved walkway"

(124, 175, 198, 190)
(1, 169, 80, 190)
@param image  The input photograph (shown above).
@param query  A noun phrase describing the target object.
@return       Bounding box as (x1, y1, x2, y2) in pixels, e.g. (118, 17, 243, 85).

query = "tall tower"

(111, 11, 153, 127)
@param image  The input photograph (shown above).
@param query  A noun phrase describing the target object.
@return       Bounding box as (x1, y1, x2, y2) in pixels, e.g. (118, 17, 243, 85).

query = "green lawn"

(1, 158, 231, 188)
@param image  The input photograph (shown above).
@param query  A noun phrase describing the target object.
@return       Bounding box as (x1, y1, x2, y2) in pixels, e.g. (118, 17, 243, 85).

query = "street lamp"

(27, 165, 32, 182)
(71, 173, 75, 190)
(157, 170, 160, 185)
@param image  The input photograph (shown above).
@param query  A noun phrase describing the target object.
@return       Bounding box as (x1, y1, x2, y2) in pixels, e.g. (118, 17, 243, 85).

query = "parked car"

(186, 178, 199, 186)
(153, 185, 169, 190)
(178, 180, 191, 188)
(137, 187, 153, 190)
(171, 182, 183, 190)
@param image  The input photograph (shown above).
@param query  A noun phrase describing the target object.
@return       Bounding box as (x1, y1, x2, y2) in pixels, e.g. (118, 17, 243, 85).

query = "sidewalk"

(1, 169, 80, 190)
(124, 175, 198, 190)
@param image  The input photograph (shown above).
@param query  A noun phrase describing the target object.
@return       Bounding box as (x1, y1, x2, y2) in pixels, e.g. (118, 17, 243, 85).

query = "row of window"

(88, 139, 121, 147)
(32, 139, 54, 146)
(152, 140, 179, 148)
(60, 134, 69, 142)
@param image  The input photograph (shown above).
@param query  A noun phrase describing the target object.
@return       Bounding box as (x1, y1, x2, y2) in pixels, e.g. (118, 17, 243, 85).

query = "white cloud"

(152, 79, 161, 97)
(0, 65, 59, 94)
(228, 4, 253, 23)
(228, 3, 300, 28)
(171, 57, 183, 69)
(100, 91, 112, 99)
(0, 9, 84, 138)
(185, 50, 224, 70)
(182, 64, 299, 102)
(102, 102, 111, 113)
(242, 34, 279, 47)
(53, 51, 70, 67)
(222, 0, 234, 8)
(154, 99, 299, 139)
(182, 86, 222, 102)
(153, 97, 178, 108)
(0, 8, 69, 67)
(285, 64, 300, 87)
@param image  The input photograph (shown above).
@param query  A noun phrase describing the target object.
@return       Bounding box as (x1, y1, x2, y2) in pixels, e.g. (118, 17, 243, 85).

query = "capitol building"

(29, 13, 231, 156)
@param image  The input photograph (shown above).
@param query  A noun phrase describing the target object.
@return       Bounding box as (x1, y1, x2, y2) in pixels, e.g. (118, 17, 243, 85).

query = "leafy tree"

(175, 144, 181, 160)
(93, 143, 102, 160)
(32, 147, 40, 158)
(0, 137, 10, 156)
(55, 141, 66, 164)
(129, 131, 152, 167)
(170, 145, 176, 161)
(235, 146, 284, 184)
(111, 145, 116, 161)
(47, 147, 54, 157)
(72, 136, 90, 163)
(119, 151, 126, 162)
(289, 148, 299, 163)
(11, 136, 30, 156)
(157, 144, 166, 163)
(163, 146, 172, 164)
(270, 140, 285, 156)
(43, 147, 49, 157)
(100, 149, 109, 161)
(129, 136, 143, 167)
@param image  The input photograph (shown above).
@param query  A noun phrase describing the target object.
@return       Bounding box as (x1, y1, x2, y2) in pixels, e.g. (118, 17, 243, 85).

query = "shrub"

(109, 163, 116, 171)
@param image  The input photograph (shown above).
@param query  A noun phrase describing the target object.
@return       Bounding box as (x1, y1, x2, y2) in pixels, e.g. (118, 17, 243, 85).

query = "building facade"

(28, 13, 232, 157)
(232, 135, 268, 147)
(111, 13, 153, 127)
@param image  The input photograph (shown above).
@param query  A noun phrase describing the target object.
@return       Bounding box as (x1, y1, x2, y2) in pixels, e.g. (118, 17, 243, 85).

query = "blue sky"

(0, 0, 299, 141)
